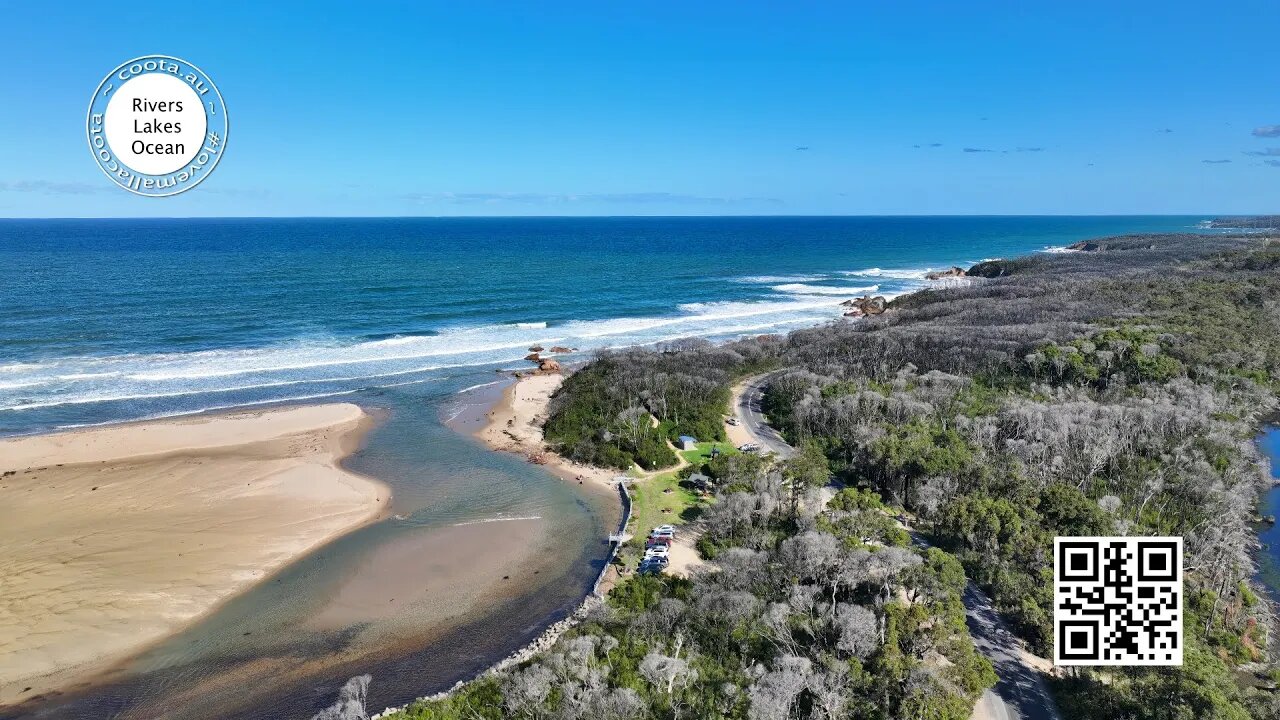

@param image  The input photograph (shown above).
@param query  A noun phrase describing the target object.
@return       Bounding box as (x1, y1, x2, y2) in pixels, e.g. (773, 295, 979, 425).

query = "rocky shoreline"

(369, 594, 606, 719)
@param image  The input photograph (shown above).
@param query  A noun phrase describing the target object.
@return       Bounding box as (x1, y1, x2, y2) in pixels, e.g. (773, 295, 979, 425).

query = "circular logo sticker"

(86, 55, 228, 196)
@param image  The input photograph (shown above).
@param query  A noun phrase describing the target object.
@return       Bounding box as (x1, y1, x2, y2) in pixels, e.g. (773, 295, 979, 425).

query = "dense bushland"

(763, 233, 1280, 717)
(388, 451, 995, 720)
(543, 338, 782, 469)
(363, 231, 1280, 720)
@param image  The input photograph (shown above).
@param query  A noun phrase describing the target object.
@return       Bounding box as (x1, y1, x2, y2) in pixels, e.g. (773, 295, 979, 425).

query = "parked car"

(653, 524, 677, 535)
(638, 558, 666, 575)
(645, 545, 670, 559)
(651, 530, 675, 542)
(726, 417, 740, 426)
(646, 536, 672, 548)
(737, 443, 761, 453)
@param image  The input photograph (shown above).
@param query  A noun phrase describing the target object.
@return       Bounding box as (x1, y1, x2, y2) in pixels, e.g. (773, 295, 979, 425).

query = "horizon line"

(0, 212, 1266, 221)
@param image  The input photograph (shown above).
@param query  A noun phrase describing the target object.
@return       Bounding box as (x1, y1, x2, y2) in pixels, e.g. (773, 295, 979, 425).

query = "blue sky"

(1, 1, 1277, 217)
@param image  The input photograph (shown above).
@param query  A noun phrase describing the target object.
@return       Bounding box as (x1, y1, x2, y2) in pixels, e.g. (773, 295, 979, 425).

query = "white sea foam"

(513, 322, 547, 329)
(48, 390, 366, 431)
(56, 372, 123, 381)
(1040, 246, 1077, 254)
(0, 295, 853, 414)
(734, 274, 828, 283)
(366, 335, 421, 347)
(770, 283, 880, 296)
(838, 267, 934, 280)
(358, 377, 442, 390)
(676, 297, 835, 316)
(1, 368, 444, 412)
(456, 380, 505, 394)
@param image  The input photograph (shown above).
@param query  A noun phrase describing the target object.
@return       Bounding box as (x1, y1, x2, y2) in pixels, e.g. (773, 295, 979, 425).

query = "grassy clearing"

(679, 440, 736, 466)
(625, 472, 705, 553)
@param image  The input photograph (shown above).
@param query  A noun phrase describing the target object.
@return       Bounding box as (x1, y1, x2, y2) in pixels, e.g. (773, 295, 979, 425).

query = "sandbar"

(0, 403, 389, 705)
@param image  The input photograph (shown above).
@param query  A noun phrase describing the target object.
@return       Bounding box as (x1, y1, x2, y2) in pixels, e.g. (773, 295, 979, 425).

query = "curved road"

(733, 373, 1062, 720)
(735, 373, 794, 459)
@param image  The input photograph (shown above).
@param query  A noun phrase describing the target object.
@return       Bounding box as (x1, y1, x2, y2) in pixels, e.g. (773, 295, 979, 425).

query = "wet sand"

(4, 380, 618, 720)
(0, 404, 389, 706)
(308, 518, 555, 630)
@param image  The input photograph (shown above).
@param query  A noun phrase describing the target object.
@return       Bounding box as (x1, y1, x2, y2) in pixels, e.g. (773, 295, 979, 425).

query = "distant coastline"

(1206, 215, 1280, 230)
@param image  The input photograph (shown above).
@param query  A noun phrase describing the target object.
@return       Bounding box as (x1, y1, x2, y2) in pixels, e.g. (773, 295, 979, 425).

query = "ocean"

(0, 216, 1213, 719)
(0, 216, 1207, 434)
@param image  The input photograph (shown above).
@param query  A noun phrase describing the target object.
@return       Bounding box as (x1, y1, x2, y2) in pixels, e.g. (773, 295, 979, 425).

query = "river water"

(1255, 428, 1280, 597)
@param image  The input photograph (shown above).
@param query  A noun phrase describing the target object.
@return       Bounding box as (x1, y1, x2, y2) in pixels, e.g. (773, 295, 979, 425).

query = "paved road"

(964, 586, 1062, 720)
(731, 373, 1061, 720)
(908, 531, 1062, 720)
(735, 372, 795, 459)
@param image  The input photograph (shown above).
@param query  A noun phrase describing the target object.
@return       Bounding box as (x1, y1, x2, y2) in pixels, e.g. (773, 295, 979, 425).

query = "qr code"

(1054, 536, 1182, 666)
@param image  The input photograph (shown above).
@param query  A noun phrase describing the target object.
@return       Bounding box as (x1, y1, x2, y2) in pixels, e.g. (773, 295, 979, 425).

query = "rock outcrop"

(1066, 240, 1102, 252)
(549, 346, 572, 354)
(524, 352, 541, 362)
(528, 345, 545, 353)
(925, 266, 966, 280)
(841, 295, 887, 317)
(538, 358, 562, 372)
(370, 595, 606, 719)
(966, 260, 1012, 278)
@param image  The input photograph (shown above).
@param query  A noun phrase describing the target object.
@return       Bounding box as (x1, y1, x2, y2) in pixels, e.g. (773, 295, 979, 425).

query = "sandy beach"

(476, 372, 620, 491)
(0, 404, 390, 706)
(476, 370, 710, 582)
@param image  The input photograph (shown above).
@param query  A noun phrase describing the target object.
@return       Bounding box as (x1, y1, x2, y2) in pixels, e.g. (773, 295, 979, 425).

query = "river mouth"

(3, 371, 617, 720)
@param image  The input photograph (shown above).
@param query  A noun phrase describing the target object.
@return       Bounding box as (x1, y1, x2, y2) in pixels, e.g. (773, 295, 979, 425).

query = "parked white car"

(653, 524, 677, 535)
(726, 417, 741, 426)
(645, 545, 670, 558)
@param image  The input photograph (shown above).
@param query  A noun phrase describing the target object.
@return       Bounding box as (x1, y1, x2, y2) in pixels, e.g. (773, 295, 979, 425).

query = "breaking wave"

(0, 297, 853, 415)
(771, 283, 880, 296)
(734, 274, 829, 283)
(838, 267, 935, 280)
(456, 380, 505, 394)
